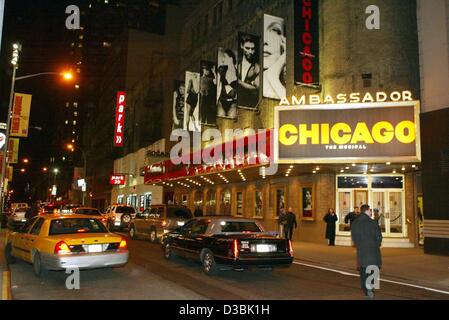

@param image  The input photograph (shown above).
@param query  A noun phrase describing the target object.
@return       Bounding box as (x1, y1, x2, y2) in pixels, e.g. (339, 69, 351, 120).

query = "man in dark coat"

(344, 206, 360, 229)
(193, 206, 203, 217)
(323, 208, 338, 246)
(351, 204, 382, 299)
(284, 207, 297, 240)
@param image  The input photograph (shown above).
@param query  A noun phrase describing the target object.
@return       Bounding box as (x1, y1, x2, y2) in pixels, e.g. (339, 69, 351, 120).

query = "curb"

(1, 270, 12, 300)
(294, 257, 449, 294)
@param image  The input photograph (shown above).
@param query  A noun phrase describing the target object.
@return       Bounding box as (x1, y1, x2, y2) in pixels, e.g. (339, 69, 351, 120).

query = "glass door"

(371, 190, 404, 236)
(372, 191, 386, 233)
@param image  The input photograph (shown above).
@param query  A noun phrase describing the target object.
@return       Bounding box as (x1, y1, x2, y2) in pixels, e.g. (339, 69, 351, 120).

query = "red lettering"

(302, 6, 312, 20)
(302, 72, 313, 84)
(302, 32, 312, 45)
(302, 58, 313, 71)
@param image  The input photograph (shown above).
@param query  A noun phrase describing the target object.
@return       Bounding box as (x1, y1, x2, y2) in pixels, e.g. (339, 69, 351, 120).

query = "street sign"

(110, 175, 126, 185)
(114, 92, 126, 147)
(51, 185, 57, 196)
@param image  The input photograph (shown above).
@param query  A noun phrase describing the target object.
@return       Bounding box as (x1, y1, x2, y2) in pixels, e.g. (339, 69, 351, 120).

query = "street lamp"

(67, 143, 87, 205)
(0, 42, 74, 211)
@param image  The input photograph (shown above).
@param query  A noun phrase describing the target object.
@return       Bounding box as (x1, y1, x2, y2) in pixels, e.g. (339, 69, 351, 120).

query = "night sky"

(1, 0, 82, 201)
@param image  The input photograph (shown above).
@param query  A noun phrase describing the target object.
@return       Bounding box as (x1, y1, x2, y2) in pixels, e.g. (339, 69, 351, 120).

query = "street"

(9, 235, 449, 300)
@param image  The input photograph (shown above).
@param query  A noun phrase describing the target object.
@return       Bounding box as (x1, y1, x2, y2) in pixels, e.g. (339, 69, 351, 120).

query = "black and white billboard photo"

(263, 14, 286, 100)
(237, 32, 261, 109)
(172, 80, 185, 130)
(184, 71, 201, 132)
(200, 60, 217, 126)
(216, 47, 238, 119)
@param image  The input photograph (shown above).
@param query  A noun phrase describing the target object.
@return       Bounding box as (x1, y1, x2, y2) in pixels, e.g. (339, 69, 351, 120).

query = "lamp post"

(67, 144, 87, 205)
(0, 43, 73, 211)
(0, 43, 21, 212)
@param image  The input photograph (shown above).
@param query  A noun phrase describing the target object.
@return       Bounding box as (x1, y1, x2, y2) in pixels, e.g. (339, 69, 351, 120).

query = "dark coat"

(323, 213, 338, 239)
(344, 211, 358, 226)
(351, 213, 383, 268)
(284, 212, 297, 228)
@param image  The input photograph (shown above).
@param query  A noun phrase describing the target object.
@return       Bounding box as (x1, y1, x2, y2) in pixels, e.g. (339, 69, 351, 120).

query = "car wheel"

(121, 214, 131, 224)
(5, 243, 16, 264)
(149, 228, 158, 243)
(129, 224, 137, 240)
(201, 250, 217, 275)
(33, 252, 48, 278)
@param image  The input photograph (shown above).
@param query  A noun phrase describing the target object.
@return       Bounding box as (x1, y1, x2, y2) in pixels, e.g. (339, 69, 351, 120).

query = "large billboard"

(172, 80, 185, 130)
(184, 71, 201, 132)
(217, 47, 238, 119)
(263, 14, 286, 100)
(274, 102, 421, 163)
(237, 32, 261, 109)
(200, 61, 217, 126)
(294, 0, 319, 86)
(10, 93, 32, 137)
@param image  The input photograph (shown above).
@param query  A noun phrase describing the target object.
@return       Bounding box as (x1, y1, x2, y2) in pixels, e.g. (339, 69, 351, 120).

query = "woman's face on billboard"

(264, 20, 285, 69)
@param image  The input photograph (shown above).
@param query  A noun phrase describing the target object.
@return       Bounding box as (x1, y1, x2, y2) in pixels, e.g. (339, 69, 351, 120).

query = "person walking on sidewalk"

(344, 206, 360, 229)
(278, 208, 287, 237)
(323, 208, 338, 246)
(351, 204, 382, 299)
(284, 207, 297, 240)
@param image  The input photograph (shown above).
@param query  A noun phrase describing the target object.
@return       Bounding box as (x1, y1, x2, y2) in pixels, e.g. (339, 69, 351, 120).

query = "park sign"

(110, 174, 126, 185)
(274, 101, 421, 164)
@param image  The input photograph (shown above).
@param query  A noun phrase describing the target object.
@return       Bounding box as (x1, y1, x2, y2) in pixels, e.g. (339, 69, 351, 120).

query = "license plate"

(88, 244, 103, 253)
(177, 221, 185, 226)
(255, 244, 276, 253)
(114, 221, 121, 226)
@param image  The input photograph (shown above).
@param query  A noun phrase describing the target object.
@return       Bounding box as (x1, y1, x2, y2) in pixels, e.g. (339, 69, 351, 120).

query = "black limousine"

(161, 216, 294, 274)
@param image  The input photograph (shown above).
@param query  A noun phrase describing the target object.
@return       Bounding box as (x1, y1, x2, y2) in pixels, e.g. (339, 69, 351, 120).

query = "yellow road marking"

(2, 271, 12, 300)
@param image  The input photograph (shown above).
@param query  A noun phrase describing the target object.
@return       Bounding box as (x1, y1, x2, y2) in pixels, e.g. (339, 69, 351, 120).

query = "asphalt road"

(9, 234, 449, 300)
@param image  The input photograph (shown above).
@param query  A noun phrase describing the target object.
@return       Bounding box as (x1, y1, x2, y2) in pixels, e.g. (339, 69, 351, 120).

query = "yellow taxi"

(4, 214, 129, 277)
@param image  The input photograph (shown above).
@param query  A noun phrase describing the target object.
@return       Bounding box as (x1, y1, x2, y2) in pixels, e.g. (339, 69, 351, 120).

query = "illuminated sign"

(10, 93, 32, 137)
(294, 0, 319, 85)
(110, 175, 126, 185)
(274, 101, 421, 163)
(280, 91, 413, 106)
(114, 92, 126, 147)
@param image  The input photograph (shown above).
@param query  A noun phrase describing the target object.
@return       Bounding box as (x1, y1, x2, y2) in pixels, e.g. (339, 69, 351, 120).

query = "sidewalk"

(292, 241, 449, 292)
(0, 228, 12, 300)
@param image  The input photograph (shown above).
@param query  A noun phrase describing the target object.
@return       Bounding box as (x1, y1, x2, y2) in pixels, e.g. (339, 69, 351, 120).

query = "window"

(220, 189, 231, 215)
(255, 189, 263, 217)
(30, 218, 45, 235)
(204, 14, 209, 35)
(221, 221, 262, 233)
(337, 176, 368, 188)
(228, 0, 233, 12)
(21, 217, 38, 233)
(49, 218, 107, 235)
(236, 192, 243, 216)
(191, 220, 210, 235)
(213, 2, 223, 25)
(372, 176, 404, 189)
(168, 208, 193, 219)
(115, 206, 136, 214)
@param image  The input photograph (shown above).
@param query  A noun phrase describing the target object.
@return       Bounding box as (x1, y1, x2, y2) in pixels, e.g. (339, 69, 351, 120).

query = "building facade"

(145, 0, 424, 248)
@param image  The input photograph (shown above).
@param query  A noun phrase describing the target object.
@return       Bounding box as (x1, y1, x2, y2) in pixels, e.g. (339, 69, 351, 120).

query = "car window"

(220, 221, 262, 233)
(21, 217, 38, 233)
(168, 208, 193, 219)
(180, 219, 197, 232)
(115, 206, 136, 214)
(190, 220, 210, 235)
(75, 209, 101, 215)
(49, 218, 108, 235)
(29, 218, 45, 236)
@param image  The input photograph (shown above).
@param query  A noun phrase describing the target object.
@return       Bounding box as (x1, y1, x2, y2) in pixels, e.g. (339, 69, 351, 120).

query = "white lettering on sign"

(114, 92, 126, 147)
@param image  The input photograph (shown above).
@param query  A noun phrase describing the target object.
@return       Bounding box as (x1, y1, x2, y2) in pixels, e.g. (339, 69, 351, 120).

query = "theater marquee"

(274, 101, 421, 164)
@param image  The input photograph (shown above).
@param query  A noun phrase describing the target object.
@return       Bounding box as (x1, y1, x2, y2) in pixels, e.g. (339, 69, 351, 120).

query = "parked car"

(104, 204, 137, 231)
(129, 205, 193, 242)
(40, 204, 60, 215)
(60, 204, 82, 214)
(161, 216, 294, 275)
(73, 207, 108, 226)
(7, 207, 28, 231)
(4, 214, 129, 277)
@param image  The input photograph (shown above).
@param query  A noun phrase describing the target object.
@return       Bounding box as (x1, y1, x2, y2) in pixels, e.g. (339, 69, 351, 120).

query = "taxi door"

(11, 217, 38, 260)
(22, 218, 45, 262)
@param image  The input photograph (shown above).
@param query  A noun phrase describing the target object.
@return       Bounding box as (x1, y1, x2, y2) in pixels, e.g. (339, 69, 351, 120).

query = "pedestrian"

(26, 200, 40, 220)
(193, 206, 203, 217)
(351, 204, 383, 299)
(344, 206, 360, 229)
(323, 208, 338, 246)
(278, 208, 287, 237)
(284, 207, 297, 240)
